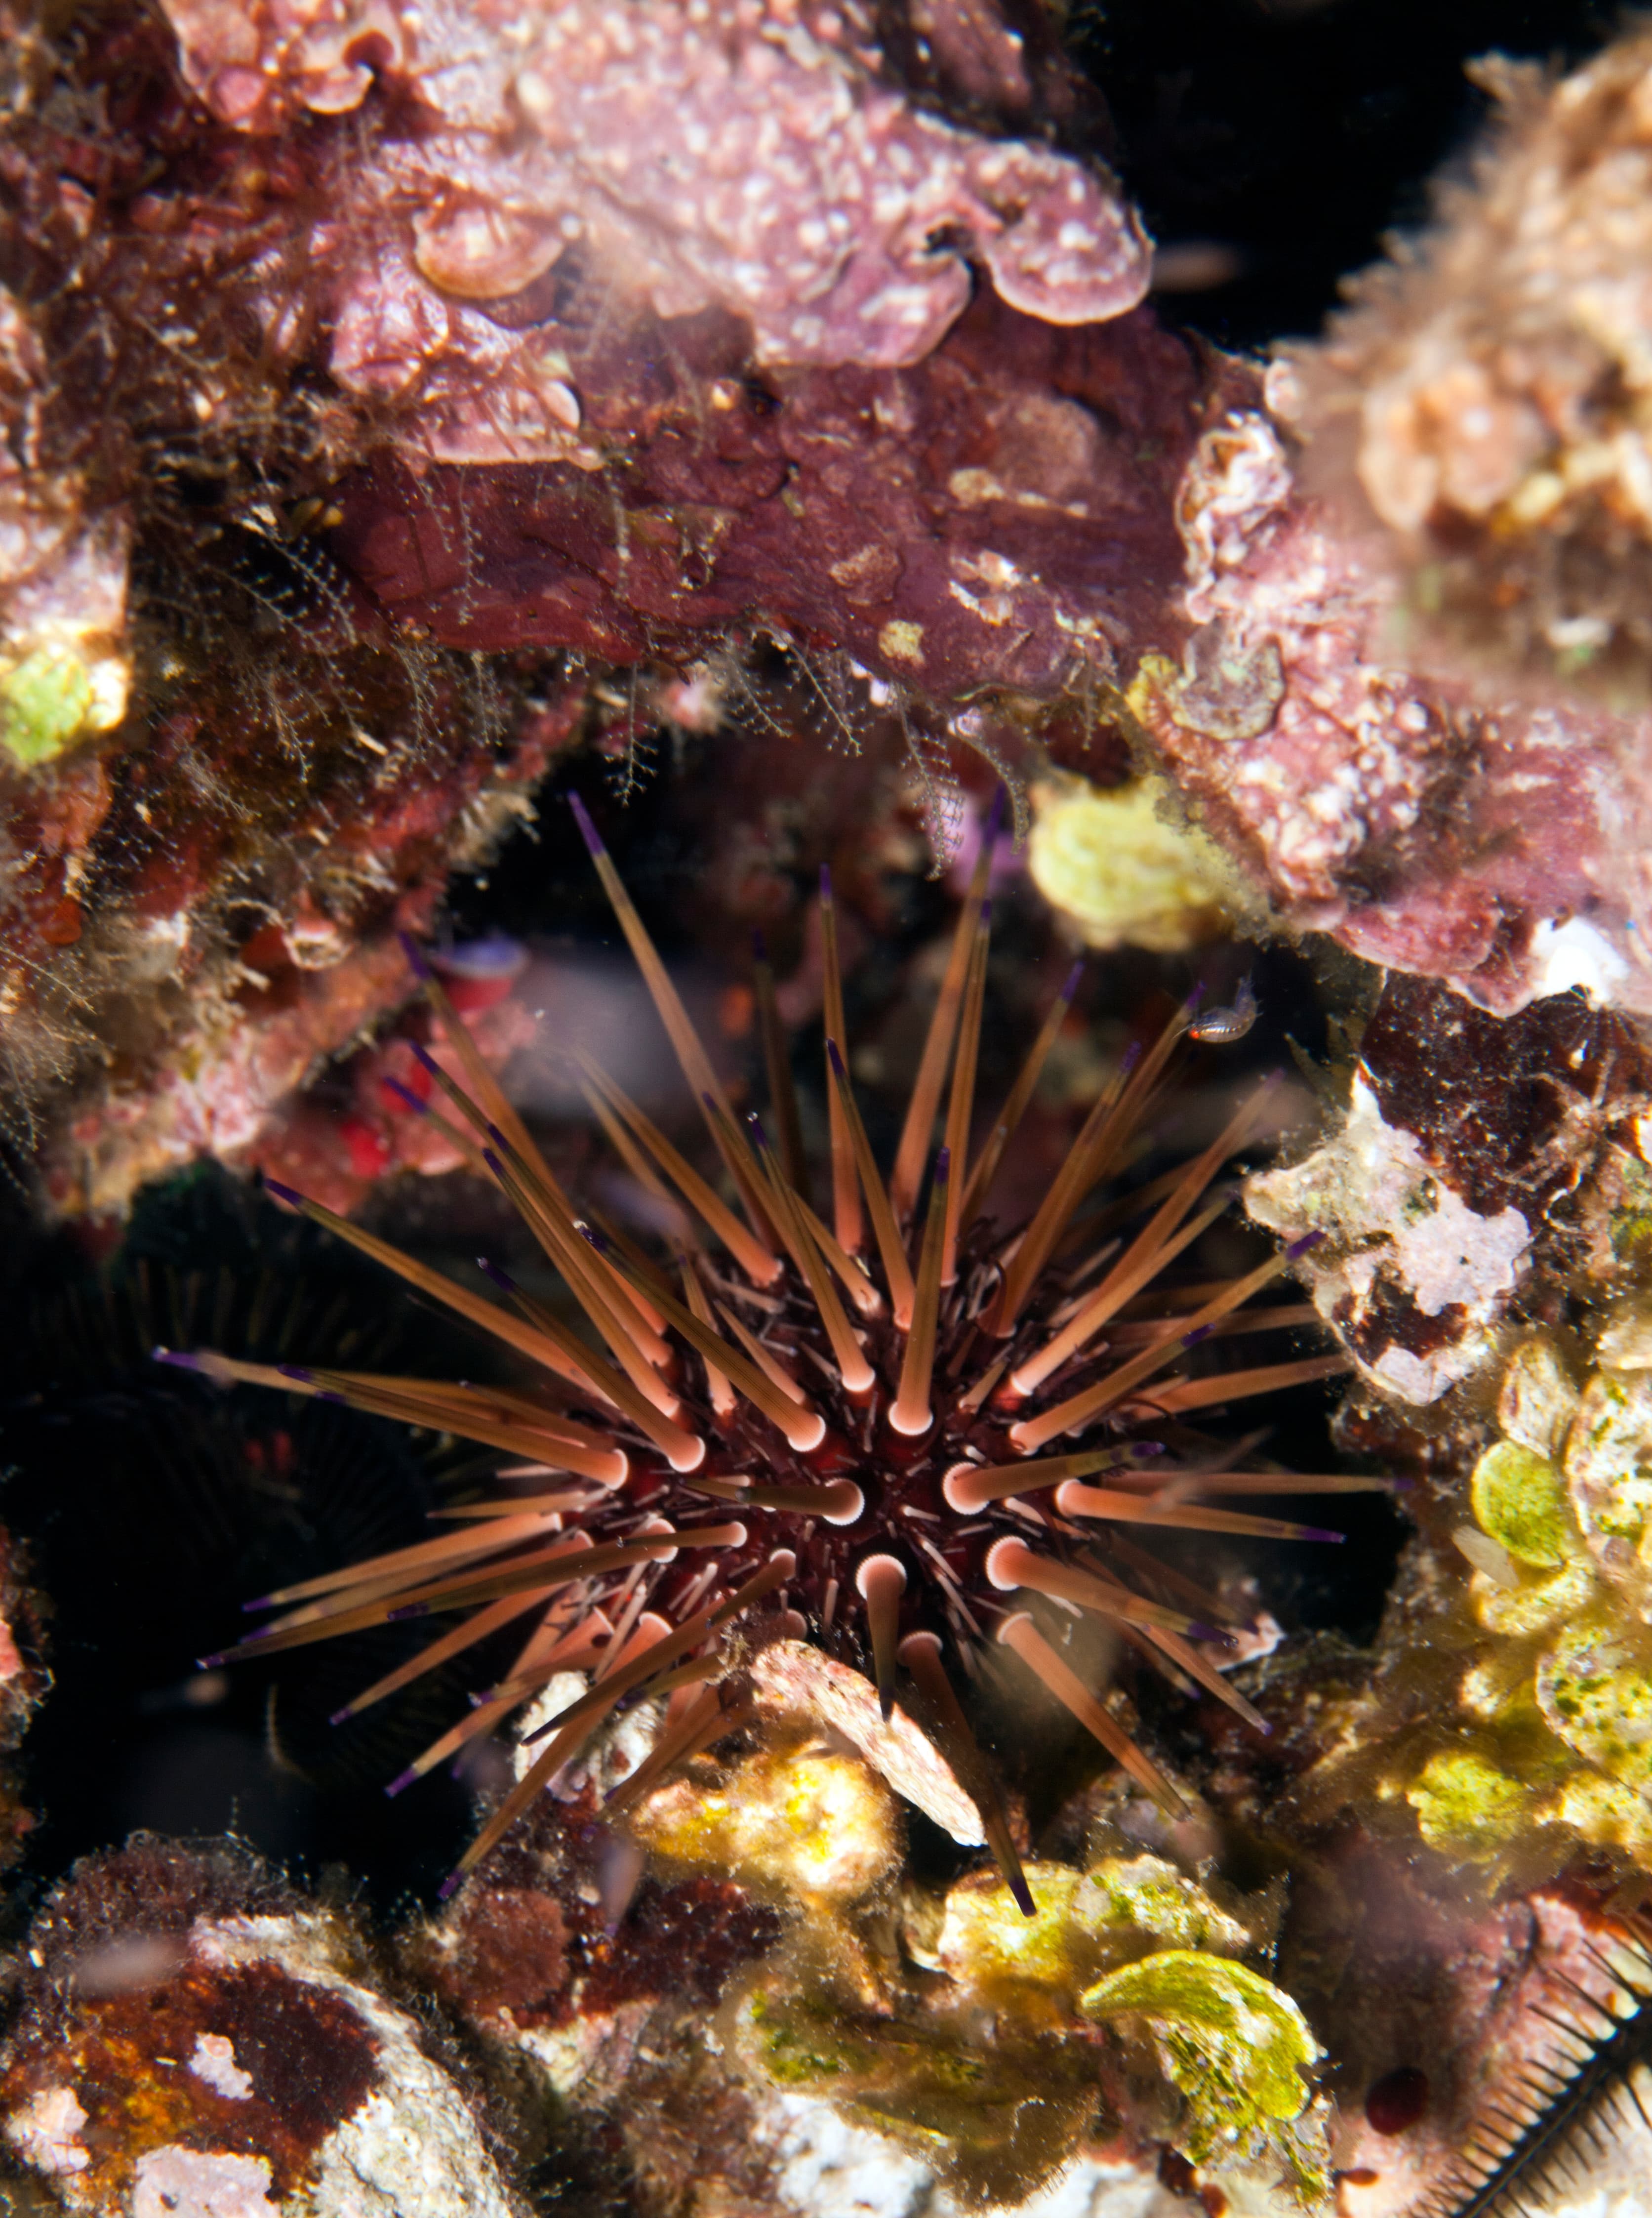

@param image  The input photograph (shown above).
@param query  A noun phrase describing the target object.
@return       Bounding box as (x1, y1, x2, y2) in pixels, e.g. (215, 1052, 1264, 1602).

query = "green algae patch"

(1473, 1554, 1595, 1640)
(0, 645, 97, 767)
(934, 1856, 1249, 2019)
(1535, 1629, 1652, 1793)
(1079, 1951, 1319, 2166)
(731, 1980, 1098, 2206)
(1471, 1440, 1576, 1567)
(1405, 1749, 1532, 1854)
(1565, 1371, 1652, 1559)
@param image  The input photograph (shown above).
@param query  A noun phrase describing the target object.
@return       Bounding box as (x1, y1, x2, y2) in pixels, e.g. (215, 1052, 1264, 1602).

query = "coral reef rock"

(1309, 1314, 1652, 1875)
(1249, 976, 1652, 1405)
(0, 1838, 519, 2217)
(1300, 28, 1652, 710)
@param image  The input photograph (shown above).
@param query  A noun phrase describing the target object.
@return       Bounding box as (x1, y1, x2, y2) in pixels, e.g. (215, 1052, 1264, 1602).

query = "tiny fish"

(1190, 977, 1257, 1044)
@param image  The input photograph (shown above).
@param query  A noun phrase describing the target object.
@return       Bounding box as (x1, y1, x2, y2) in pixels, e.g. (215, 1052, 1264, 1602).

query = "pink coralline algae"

(335, 296, 1218, 695)
(1131, 394, 1652, 1017)
(161, 0, 1150, 391)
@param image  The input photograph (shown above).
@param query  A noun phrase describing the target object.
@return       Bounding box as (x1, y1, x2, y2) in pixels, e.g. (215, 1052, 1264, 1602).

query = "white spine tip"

(897, 1630, 943, 1662)
(667, 1435, 708, 1474)
(984, 1536, 1032, 1592)
(855, 1552, 908, 1601)
(821, 1481, 865, 1526)
(941, 1462, 986, 1515)
(768, 1548, 799, 1576)
(784, 1412, 828, 1453)
(995, 1609, 1035, 1646)
(887, 1397, 933, 1438)
(596, 1452, 631, 1489)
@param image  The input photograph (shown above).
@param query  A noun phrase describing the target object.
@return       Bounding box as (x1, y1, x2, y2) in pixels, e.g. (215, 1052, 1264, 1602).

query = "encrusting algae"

(1303, 1314, 1652, 1878)
(716, 1818, 1326, 2208)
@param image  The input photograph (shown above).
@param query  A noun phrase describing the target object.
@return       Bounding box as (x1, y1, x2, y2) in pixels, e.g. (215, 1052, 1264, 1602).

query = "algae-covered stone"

(1564, 1369, 1652, 1574)
(1471, 1439, 1577, 1568)
(1534, 1626, 1652, 1794)
(0, 646, 98, 767)
(730, 1981, 1099, 2206)
(1540, 1769, 1652, 1854)
(1405, 1749, 1534, 1854)
(1471, 1555, 1596, 1640)
(1497, 1337, 1580, 1460)
(932, 1855, 1250, 2019)
(631, 1741, 899, 1904)
(1079, 1950, 1320, 2169)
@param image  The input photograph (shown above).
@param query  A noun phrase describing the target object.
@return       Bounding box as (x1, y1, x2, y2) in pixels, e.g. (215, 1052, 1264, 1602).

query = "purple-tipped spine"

(262, 1178, 305, 1209)
(278, 1363, 315, 1383)
(476, 1257, 517, 1293)
(1060, 960, 1084, 1001)
(381, 1075, 429, 1116)
(1286, 1230, 1325, 1260)
(398, 930, 435, 983)
(153, 1348, 200, 1373)
(386, 1766, 418, 1799)
(568, 790, 604, 856)
(932, 1146, 951, 1188)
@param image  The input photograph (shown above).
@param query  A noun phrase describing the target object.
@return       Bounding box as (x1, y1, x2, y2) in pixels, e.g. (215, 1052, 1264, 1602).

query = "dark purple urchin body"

(160, 790, 1361, 1901)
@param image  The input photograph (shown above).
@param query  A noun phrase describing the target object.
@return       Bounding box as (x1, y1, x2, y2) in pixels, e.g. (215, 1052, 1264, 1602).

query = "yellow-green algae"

(1080, 1951, 1320, 2170)
(725, 1839, 1326, 2205)
(1026, 774, 1239, 954)
(1308, 1321, 1652, 1875)
(0, 631, 128, 768)
(627, 1734, 900, 1904)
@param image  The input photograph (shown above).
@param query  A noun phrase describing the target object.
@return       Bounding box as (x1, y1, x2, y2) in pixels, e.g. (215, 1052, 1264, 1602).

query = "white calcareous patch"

(188, 1916, 517, 2218)
(131, 2145, 278, 2218)
(1526, 915, 1630, 1004)
(189, 2031, 254, 2101)
(1248, 1074, 1531, 1405)
(4, 2085, 89, 2176)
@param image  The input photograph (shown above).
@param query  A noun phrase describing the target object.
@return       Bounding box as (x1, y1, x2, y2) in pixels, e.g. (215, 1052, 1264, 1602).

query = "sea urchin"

(159, 792, 1359, 1906)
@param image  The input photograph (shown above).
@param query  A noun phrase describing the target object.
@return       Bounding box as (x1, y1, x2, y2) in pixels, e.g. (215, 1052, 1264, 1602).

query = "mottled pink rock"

(1134, 397, 1652, 1015)
(160, 0, 1149, 395)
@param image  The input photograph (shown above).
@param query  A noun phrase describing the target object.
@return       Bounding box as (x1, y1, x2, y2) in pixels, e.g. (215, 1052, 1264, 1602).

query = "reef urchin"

(160, 792, 1361, 1905)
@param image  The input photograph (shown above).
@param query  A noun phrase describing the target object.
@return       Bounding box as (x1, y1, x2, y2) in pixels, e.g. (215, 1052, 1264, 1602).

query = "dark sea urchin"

(157, 794, 1360, 1906)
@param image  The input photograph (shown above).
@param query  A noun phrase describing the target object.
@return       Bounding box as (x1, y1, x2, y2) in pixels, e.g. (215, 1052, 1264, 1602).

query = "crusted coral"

(1298, 28, 1652, 706)
(0, 1839, 516, 2217)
